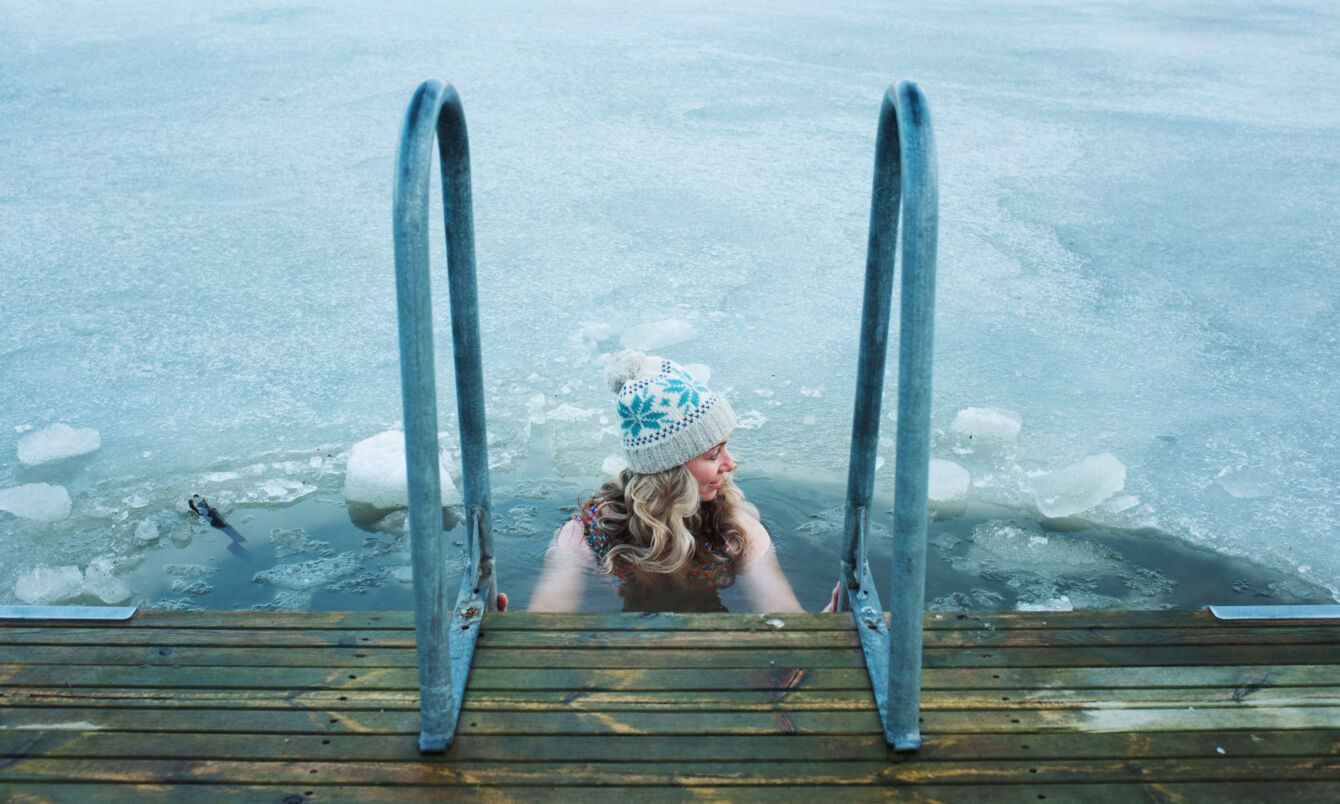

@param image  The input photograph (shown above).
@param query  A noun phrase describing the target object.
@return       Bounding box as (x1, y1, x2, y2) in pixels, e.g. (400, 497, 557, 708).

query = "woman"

(528, 351, 830, 613)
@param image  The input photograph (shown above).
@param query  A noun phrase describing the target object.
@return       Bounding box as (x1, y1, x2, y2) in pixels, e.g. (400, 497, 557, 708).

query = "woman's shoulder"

(733, 507, 774, 562)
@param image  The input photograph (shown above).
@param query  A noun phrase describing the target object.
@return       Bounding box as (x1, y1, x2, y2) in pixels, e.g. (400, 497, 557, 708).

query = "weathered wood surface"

(2, 610, 1337, 802)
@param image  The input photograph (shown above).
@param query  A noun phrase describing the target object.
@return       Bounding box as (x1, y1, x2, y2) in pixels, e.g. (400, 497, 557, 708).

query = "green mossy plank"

(4, 729, 1336, 763)
(2, 757, 1339, 786)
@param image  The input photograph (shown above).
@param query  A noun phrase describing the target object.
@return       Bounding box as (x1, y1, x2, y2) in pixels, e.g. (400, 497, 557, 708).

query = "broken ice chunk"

(82, 558, 132, 604)
(683, 363, 711, 384)
(602, 454, 628, 476)
(134, 520, 161, 544)
(928, 459, 970, 503)
(950, 407, 1022, 443)
(1029, 453, 1125, 518)
(620, 319, 697, 351)
(14, 565, 83, 604)
(1215, 466, 1271, 499)
(0, 483, 73, 522)
(343, 431, 460, 510)
(1016, 595, 1074, 612)
(16, 423, 101, 465)
(253, 551, 361, 591)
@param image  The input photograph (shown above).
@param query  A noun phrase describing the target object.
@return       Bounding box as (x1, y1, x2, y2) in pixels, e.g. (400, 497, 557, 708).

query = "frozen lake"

(1, 0, 1337, 607)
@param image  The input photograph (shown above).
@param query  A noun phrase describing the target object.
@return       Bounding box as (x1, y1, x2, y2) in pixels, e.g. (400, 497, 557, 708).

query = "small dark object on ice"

(188, 495, 228, 528)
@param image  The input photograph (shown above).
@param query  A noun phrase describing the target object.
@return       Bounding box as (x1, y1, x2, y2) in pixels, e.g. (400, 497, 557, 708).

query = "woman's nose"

(722, 451, 737, 472)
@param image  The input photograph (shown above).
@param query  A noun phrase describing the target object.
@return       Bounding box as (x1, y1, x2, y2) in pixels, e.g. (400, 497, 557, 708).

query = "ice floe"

(343, 430, 460, 509)
(950, 407, 1022, 443)
(16, 423, 101, 465)
(0, 483, 72, 522)
(928, 459, 970, 504)
(82, 557, 132, 604)
(1029, 453, 1125, 518)
(619, 319, 697, 351)
(14, 565, 83, 604)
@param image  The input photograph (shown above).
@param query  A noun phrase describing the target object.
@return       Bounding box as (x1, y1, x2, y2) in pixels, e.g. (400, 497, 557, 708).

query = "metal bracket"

(0, 605, 139, 621)
(1208, 605, 1340, 621)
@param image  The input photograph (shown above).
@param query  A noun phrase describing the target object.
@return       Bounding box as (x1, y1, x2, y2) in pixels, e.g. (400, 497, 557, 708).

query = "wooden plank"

(0, 627, 418, 648)
(2, 757, 1339, 786)
(12, 607, 1317, 632)
(2, 728, 1329, 761)
(0, 644, 416, 668)
(6, 685, 1339, 712)
(922, 663, 1340, 689)
(12, 703, 1324, 738)
(6, 662, 1338, 692)
(920, 625, 1340, 648)
(7, 729, 1334, 763)
(4, 783, 1340, 804)
(0, 706, 880, 735)
(13, 621, 1330, 651)
(6, 641, 1337, 670)
(0, 664, 875, 691)
(0, 644, 860, 669)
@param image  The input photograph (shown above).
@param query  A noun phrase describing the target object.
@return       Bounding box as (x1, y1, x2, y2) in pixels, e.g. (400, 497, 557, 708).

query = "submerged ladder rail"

(838, 80, 938, 751)
(393, 79, 495, 753)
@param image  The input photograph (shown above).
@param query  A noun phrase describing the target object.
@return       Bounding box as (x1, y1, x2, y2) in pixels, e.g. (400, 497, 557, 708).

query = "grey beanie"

(605, 350, 737, 474)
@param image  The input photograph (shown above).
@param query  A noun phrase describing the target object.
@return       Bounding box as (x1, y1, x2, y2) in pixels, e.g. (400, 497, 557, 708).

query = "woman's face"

(684, 439, 738, 501)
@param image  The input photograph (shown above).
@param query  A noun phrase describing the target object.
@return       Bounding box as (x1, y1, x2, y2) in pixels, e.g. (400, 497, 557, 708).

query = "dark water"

(121, 469, 1333, 613)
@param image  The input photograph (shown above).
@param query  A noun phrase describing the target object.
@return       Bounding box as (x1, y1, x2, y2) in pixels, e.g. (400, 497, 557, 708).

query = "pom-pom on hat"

(605, 350, 736, 474)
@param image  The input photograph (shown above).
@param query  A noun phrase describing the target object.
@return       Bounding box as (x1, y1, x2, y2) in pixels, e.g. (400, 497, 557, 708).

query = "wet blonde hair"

(584, 465, 752, 580)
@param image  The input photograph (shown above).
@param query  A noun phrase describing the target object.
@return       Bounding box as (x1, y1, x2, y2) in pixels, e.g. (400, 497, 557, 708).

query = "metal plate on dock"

(0, 604, 139, 621)
(1208, 604, 1340, 621)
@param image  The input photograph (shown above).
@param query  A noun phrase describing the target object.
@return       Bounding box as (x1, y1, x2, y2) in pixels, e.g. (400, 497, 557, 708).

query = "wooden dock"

(1, 608, 1337, 801)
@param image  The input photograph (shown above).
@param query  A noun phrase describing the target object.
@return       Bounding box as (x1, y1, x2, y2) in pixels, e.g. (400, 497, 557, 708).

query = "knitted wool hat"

(605, 350, 736, 474)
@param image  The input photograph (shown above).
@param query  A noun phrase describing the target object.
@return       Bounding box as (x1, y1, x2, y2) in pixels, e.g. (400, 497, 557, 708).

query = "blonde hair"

(584, 466, 751, 580)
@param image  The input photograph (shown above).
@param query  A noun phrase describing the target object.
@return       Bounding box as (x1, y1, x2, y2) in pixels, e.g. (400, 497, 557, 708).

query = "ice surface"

(950, 408, 1022, 444)
(343, 431, 460, 510)
(16, 423, 101, 465)
(0, 484, 72, 522)
(1, 0, 1338, 603)
(14, 565, 83, 604)
(1029, 454, 1126, 519)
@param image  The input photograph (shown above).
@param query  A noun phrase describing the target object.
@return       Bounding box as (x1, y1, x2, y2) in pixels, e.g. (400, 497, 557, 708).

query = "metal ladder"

(390, 78, 938, 753)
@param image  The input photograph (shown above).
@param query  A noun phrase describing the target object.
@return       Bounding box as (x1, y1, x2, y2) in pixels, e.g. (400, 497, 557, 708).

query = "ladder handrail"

(393, 79, 496, 754)
(838, 80, 938, 752)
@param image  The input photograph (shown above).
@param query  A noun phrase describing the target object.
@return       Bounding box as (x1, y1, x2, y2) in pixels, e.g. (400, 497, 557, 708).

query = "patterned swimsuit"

(579, 504, 735, 612)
